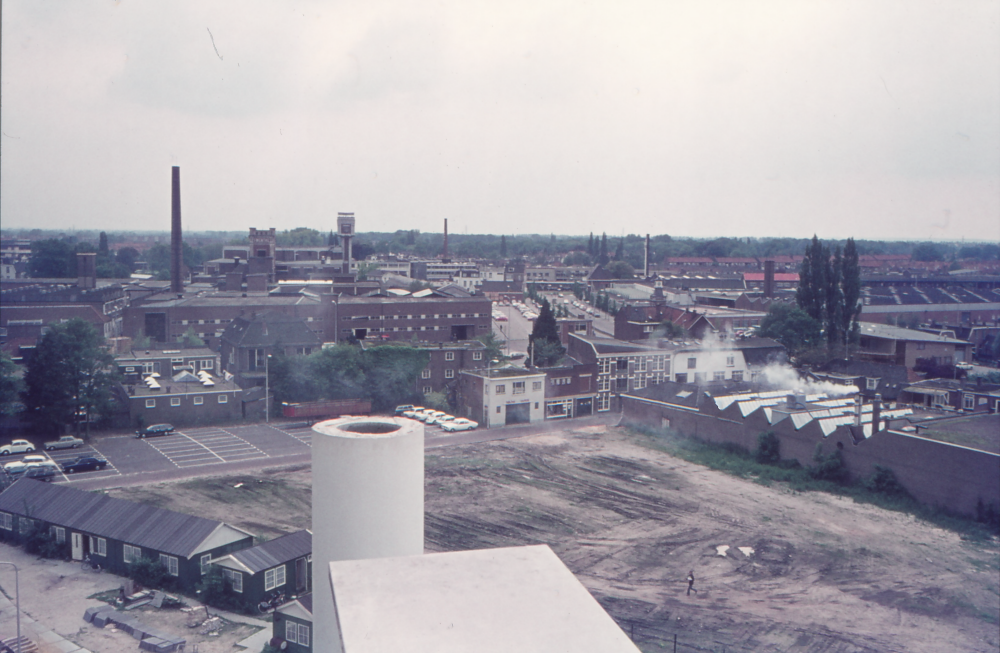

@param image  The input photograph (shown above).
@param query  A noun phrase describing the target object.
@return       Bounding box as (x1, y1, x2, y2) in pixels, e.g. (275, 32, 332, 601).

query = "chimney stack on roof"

(872, 393, 882, 433)
(763, 260, 775, 298)
(171, 166, 183, 294)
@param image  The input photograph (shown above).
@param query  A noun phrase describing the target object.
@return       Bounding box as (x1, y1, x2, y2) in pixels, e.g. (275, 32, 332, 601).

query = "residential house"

(273, 594, 313, 652)
(116, 347, 219, 384)
(220, 313, 323, 388)
(854, 322, 973, 377)
(210, 529, 312, 608)
(123, 369, 244, 429)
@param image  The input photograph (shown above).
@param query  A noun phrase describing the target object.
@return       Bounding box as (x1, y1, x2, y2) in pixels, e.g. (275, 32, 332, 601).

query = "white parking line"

(267, 423, 312, 447)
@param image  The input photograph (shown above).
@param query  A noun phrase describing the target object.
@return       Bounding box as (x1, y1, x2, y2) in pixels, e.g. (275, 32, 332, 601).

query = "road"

(6, 413, 620, 491)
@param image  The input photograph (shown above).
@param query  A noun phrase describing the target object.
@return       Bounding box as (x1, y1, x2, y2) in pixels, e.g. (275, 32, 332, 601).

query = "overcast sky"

(2, 1, 998, 241)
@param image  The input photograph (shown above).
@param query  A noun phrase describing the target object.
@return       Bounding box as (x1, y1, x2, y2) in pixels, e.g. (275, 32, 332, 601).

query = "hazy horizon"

(2, 2, 998, 240)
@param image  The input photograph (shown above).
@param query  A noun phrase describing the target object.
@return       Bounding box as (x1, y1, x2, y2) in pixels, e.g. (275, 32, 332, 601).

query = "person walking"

(687, 570, 697, 595)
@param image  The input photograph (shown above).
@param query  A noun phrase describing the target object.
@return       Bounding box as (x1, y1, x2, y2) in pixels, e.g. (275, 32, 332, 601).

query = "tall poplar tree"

(588, 233, 595, 256)
(841, 238, 862, 344)
(825, 246, 844, 346)
(500, 235, 507, 258)
(599, 233, 609, 266)
(796, 235, 827, 322)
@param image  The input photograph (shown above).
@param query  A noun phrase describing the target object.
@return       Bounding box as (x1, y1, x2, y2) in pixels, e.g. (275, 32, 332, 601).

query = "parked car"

(44, 435, 84, 451)
(419, 410, 446, 423)
(430, 415, 456, 427)
(403, 407, 427, 419)
(394, 404, 415, 416)
(3, 455, 50, 475)
(425, 413, 453, 426)
(62, 456, 109, 473)
(23, 465, 57, 482)
(441, 419, 479, 432)
(135, 423, 176, 438)
(0, 439, 35, 456)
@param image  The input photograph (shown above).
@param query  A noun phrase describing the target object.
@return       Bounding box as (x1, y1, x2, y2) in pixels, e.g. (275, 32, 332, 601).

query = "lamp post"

(264, 353, 272, 423)
(0, 561, 21, 653)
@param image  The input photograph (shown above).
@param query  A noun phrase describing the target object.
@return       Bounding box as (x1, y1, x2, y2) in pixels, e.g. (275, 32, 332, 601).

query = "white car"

(402, 407, 426, 419)
(427, 414, 455, 426)
(441, 419, 479, 432)
(420, 410, 446, 423)
(3, 454, 49, 475)
(0, 439, 36, 456)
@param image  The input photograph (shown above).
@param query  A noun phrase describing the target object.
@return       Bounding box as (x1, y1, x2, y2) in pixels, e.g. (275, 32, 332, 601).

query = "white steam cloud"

(758, 363, 859, 397)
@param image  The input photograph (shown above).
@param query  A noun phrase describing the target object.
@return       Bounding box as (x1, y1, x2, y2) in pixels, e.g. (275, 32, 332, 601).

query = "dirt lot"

(4, 422, 998, 652)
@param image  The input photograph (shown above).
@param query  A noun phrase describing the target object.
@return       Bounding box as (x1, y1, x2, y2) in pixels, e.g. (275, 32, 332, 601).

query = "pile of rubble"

(83, 602, 186, 653)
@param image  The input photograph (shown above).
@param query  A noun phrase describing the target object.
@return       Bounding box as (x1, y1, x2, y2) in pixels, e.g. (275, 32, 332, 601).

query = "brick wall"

(621, 395, 1000, 518)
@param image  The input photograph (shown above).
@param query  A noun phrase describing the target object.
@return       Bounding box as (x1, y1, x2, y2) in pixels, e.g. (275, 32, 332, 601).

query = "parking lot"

(1, 416, 523, 490)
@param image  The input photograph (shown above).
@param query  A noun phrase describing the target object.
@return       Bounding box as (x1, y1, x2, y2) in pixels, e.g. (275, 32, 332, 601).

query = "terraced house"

(0, 479, 253, 591)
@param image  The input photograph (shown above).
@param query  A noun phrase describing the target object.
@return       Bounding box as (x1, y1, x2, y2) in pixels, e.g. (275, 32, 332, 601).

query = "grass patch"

(626, 425, 999, 542)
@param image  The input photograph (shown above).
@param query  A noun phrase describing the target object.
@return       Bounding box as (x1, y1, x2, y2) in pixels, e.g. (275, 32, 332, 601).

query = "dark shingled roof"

(227, 529, 312, 574)
(0, 479, 250, 558)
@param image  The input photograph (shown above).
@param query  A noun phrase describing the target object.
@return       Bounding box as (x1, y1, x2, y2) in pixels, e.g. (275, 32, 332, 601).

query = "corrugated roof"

(227, 530, 312, 574)
(0, 479, 251, 558)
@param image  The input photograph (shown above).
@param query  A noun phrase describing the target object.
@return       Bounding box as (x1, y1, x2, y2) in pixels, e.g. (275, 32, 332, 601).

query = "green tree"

(758, 303, 822, 356)
(500, 235, 507, 258)
(98, 232, 109, 254)
(599, 233, 609, 266)
(825, 246, 844, 346)
(605, 260, 634, 279)
(22, 318, 118, 436)
(841, 238, 862, 345)
(181, 327, 205, 348)
(529, 299, 565, 366)
(477, 332, 507, 363)
(588, 233, 595, 256)
(614, 238, 624, 262)
(28, 239, 75, 278)
(796, 235, 826, 323)
(0, 353, 25, 417)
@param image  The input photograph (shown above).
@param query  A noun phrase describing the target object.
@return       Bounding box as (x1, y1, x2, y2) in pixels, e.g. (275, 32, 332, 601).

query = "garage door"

(505, 402, 531, 425)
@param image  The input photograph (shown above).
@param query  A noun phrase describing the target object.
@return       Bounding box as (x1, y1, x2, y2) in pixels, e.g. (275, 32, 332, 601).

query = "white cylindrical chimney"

(312, 416, 424, 652)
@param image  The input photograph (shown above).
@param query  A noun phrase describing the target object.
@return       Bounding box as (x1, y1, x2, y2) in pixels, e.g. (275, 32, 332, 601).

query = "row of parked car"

(2, 451, 109, 482)
(394, 405, 479, 432)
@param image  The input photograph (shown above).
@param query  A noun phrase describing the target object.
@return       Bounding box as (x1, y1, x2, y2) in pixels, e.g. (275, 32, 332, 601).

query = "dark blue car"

(62, 456, 108, 473)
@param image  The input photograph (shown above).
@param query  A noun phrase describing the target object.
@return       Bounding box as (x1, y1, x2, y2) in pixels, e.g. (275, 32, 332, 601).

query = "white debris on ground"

(716, 545, 730, 557)
(739, 547, 755, 557)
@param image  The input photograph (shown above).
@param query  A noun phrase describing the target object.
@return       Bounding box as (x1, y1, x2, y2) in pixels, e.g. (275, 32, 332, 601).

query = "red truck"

(281, 399, 372, 419)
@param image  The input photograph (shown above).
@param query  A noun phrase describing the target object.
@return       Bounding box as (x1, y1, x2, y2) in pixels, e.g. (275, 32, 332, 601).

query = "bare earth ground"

(4, 423, 998, 652)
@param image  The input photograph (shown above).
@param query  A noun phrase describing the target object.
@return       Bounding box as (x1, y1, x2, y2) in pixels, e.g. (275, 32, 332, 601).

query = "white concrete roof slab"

(327, 545, 639, 653)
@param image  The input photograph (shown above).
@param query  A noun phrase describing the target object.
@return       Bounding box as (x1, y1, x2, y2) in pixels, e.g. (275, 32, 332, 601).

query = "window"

(445, 369, 454, 379)
(125, 366, 135, 373)
(143, 362, 155, 374)
(287, 622, 311, 646)
(866, 377, 878, 390)
(687, 357, 697, 369)
(194, 396, 204, 405)
(445, 352, 455, 361)
(551, 377, 571, 386)
(598, 377, 611, 392)
(423, 386, 432, 394)
(223, 568, 244, 592)
(726, 355, 735, 367)
(0, 513, 12, 530)
(675, 373, 687, 383)
(497, 406, 501, 413)
(145, 399, 156, 408)
(916, 342, 926, 350)
(731, 371, 743, 382)
(495, 384, 505, 394)
(201, 554, 211, 575)
(91, 536, 107, 557)
(50, 526, 66, 544)
(634, 376, 647, 390)
(171, 397, 181, 407)
(19, 518, 35, 536)
(160, 554, 179, 576)
(533, 381, 542, 391)
(638, 358, 647, 372)
(124, 544, 142, 564)
(964, 394, 975, 410)
(218, 395, 228, 404)
(713, 371, 726, 381)
(265, 565, 287, 591)
(473, 352, 483, 361)
(643, 325, 654, 333)
(513, 381, 525, 394)
(421, 369, 431, 379)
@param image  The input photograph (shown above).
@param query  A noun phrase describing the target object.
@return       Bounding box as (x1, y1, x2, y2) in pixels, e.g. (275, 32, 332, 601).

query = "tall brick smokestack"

(443, 219, 448, 260)
(171, 166, 183, 294)
(763, 259, 775, 298)
(644, 234, 650, 278)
